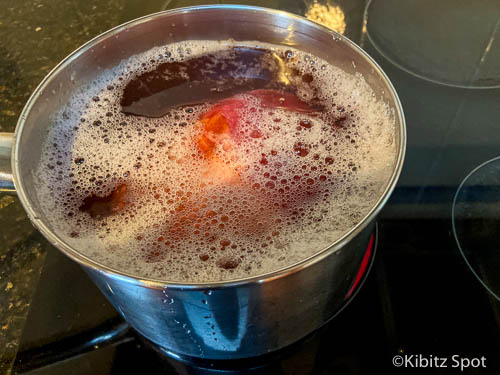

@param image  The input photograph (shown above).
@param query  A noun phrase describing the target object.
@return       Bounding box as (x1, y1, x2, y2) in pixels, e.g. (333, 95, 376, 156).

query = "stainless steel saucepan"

(0, 5, 405, 360)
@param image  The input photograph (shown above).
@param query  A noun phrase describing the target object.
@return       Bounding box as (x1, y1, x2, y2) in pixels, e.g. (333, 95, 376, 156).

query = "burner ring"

(452, 156, 500, 301)
(363, 0, 500, 89)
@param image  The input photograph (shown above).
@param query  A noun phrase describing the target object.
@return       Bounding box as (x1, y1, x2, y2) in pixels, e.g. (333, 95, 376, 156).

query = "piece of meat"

(79, 184, 128, 218)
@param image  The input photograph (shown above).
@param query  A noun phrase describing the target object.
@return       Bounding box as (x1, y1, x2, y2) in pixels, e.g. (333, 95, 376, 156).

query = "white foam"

(35, 40, 396, 282)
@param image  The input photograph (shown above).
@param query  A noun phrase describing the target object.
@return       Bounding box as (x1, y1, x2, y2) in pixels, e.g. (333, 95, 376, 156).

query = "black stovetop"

(2, 1, 500, 374)
(12, 218, 500, 374)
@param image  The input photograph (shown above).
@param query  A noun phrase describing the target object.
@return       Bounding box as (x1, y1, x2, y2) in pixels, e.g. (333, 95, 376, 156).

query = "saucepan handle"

(0, 132, 15, 192)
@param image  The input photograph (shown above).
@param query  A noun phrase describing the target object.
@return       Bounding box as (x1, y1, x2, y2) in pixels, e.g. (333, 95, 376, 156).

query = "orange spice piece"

(196, 112, 230, 157)
(202, 112, 230, 134)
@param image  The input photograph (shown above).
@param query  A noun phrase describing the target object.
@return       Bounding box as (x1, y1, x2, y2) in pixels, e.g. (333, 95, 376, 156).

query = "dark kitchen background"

(1, 0, 499, 374)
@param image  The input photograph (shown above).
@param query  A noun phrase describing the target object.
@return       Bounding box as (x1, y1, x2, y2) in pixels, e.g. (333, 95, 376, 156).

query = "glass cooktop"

(1, 1, 499, 374)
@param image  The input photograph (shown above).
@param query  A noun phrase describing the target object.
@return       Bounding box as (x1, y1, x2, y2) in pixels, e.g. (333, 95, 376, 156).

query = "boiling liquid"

(35, 40, 396, 282)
